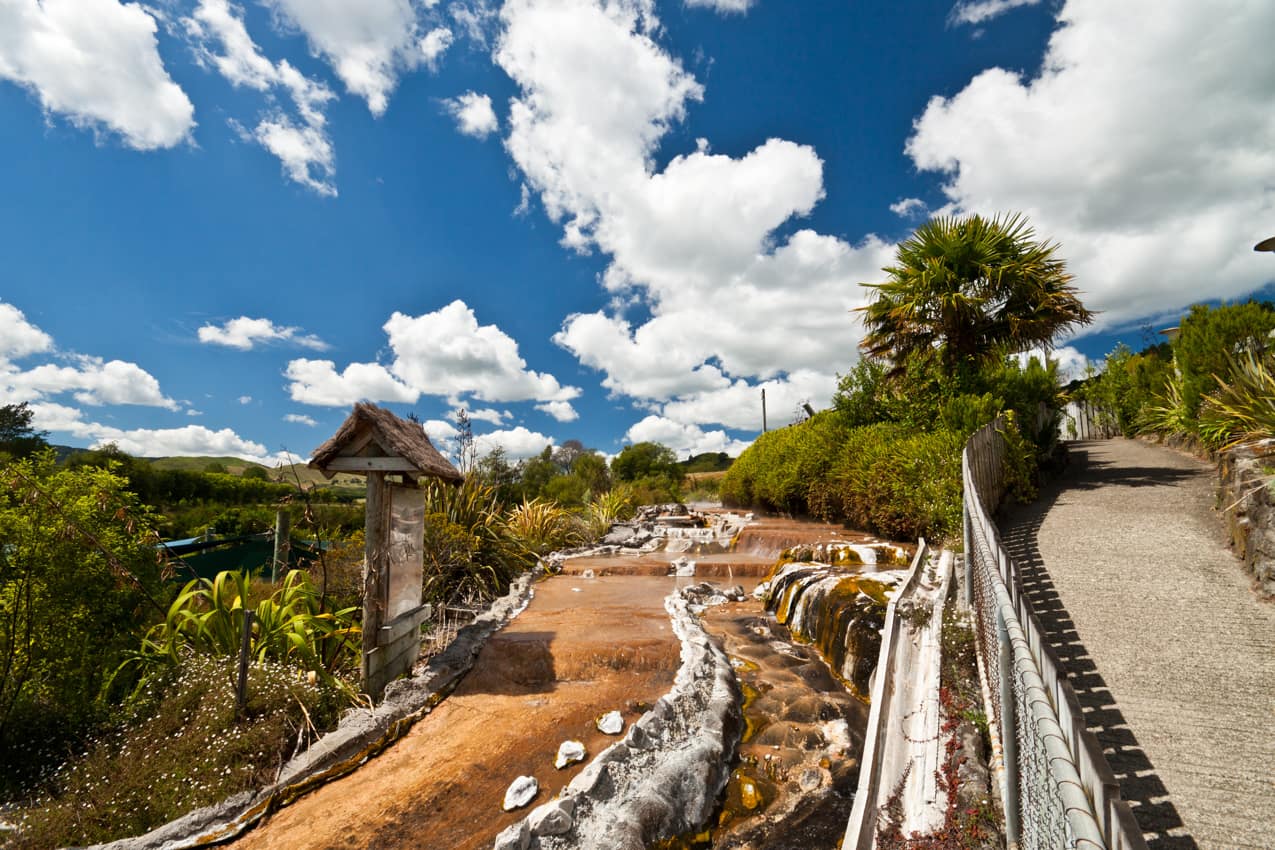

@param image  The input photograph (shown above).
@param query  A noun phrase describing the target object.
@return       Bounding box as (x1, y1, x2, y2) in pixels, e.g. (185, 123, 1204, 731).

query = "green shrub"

(0, 453, 167, 794)
(723, 418, 964, 542)
(585, 486, 637, 538)
(1079, 342, 1174, 437)
(1173, 300, 1275, 422)
(821, 422, 909, 526)
(419, 479, 531, 607)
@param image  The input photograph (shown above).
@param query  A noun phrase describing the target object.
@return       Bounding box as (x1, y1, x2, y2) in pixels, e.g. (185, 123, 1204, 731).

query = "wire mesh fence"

(963, 419, 1145, 850)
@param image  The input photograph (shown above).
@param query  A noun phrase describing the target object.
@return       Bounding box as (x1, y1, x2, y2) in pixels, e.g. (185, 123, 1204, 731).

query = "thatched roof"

(309, 402, 462, 482)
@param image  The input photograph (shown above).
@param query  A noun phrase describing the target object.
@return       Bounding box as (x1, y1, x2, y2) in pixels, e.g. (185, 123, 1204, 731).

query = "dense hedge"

(721, 415, 965, 541)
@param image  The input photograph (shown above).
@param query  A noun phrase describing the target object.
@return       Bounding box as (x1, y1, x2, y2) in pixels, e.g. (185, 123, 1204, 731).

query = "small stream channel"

(560, 514, 911, 850)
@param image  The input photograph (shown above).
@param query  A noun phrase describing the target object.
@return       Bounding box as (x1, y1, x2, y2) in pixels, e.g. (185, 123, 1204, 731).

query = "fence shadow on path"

(999, 443, 1200, 850)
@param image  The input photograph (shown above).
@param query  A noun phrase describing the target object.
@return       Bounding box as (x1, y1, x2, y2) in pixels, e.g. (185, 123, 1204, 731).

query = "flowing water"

(576, 514, 912, 850)
(229, 512, 908, 850)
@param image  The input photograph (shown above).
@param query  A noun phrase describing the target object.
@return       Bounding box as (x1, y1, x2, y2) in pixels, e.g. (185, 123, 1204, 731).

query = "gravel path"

(1000, 439, 1275, 850)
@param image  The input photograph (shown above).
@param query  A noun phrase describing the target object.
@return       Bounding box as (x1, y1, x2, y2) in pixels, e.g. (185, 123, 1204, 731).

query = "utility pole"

(761, 388, 768, 433)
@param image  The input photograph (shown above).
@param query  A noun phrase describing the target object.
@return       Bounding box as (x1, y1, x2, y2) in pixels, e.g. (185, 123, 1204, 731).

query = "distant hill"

(149, 457, 366, 494)
(679, 451, 734, 473)
(50, 444, 85, 463)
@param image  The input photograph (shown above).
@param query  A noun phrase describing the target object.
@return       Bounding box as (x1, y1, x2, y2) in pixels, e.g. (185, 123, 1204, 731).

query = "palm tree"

(859, 212, 1094, 377)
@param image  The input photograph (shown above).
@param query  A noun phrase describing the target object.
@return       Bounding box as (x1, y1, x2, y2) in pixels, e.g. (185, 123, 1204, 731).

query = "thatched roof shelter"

(309, 402, 461, 483)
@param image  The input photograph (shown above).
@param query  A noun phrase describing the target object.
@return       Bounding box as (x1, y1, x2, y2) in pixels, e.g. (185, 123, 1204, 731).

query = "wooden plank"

(380, 604, 431, 645)
(326, 456, 422, 473)
(361, 471, 388, 689)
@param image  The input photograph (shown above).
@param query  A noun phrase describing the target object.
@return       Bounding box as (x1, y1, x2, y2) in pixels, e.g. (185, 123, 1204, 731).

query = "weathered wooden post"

(271, 508, 290, 584)
(309, 403, 462, 699)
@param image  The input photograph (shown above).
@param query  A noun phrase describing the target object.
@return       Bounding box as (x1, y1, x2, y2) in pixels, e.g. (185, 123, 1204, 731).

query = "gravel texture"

(1000, 439, 1275, 850)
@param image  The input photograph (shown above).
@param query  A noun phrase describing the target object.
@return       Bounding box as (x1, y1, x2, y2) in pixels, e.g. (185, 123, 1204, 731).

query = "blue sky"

(2, 0, 1273, 465)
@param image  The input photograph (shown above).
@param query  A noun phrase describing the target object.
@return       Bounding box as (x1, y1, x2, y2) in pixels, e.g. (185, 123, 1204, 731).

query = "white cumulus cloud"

(186, 0, 338, 194)
(284, 359, 418, 406)
(889, 197, 928, 218)
(284, 413, 317, 425)
(624, 415, 751, 458)
(535, 400, 579, 422)
(8, 357, 179, 410)
(383, 301, 580, 403)
(287, 300, 580, 408)
(443, 91, 498, 138)
(261, 0, 436, 116)
(496, 0, 895, 437)
(0, 304, 180, 412)
(0, 303, 53, 359)
(907, 0, 1275, 333)
(474, 425, 553, 459)
(0, 0, 195, 150)
(27, 402, 278, 462)
(462, 407, 510, 425)
(419, 26, 453, 70)
(198, 316, 329, 350)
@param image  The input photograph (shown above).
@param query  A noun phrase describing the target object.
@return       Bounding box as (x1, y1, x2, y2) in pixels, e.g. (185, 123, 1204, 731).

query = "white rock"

(494, 820, 531, 850)
(596, 710, 625, 735)
(503, 775, 539, 811)
(582, 569, 595, 579)
(529, 798, 575, 836)
(555, 740, 587, 769)
(670, 556, 696, 576)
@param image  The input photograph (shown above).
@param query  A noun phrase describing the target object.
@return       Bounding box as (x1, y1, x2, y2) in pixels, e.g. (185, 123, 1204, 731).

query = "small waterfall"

(762, 556, 907, 696)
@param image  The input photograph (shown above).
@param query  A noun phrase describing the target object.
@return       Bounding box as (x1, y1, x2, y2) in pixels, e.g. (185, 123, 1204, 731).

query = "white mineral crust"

(503, 775, 539, 811)
(596, 710, 625, 735)
(555, 739, 587, 768)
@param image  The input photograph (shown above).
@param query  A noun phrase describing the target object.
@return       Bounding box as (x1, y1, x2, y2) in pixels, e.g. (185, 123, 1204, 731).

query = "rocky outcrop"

(1217, 441, 1275, 597)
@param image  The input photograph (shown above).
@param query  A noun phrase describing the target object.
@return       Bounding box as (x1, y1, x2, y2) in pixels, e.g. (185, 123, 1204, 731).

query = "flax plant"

(1199, 351, 1275, 449)
(504, 497, 585, 557)
(135, 569, 359, 680)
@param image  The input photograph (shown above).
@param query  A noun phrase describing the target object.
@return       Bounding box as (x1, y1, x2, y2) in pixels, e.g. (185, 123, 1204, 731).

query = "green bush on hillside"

(723, 417, 965, 542)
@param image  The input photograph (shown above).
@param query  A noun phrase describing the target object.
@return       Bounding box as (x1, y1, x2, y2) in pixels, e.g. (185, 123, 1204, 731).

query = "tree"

(517, 446, 559, 501)
(241, 465, 269, 480)
(611, 442, 683, 483)
(569, 452, 610, 496)
(859, 213, 1094, 380)
(551, 439, 587, 472)
(0, 402, 48, 461)
(0, 453, 166, 786)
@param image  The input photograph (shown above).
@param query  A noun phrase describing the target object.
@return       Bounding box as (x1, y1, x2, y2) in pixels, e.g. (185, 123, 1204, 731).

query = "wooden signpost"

(309, 403, 462, 699)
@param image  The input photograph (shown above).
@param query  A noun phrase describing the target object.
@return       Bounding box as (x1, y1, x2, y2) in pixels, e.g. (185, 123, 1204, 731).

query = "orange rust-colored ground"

(229, 576, 681, 850)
